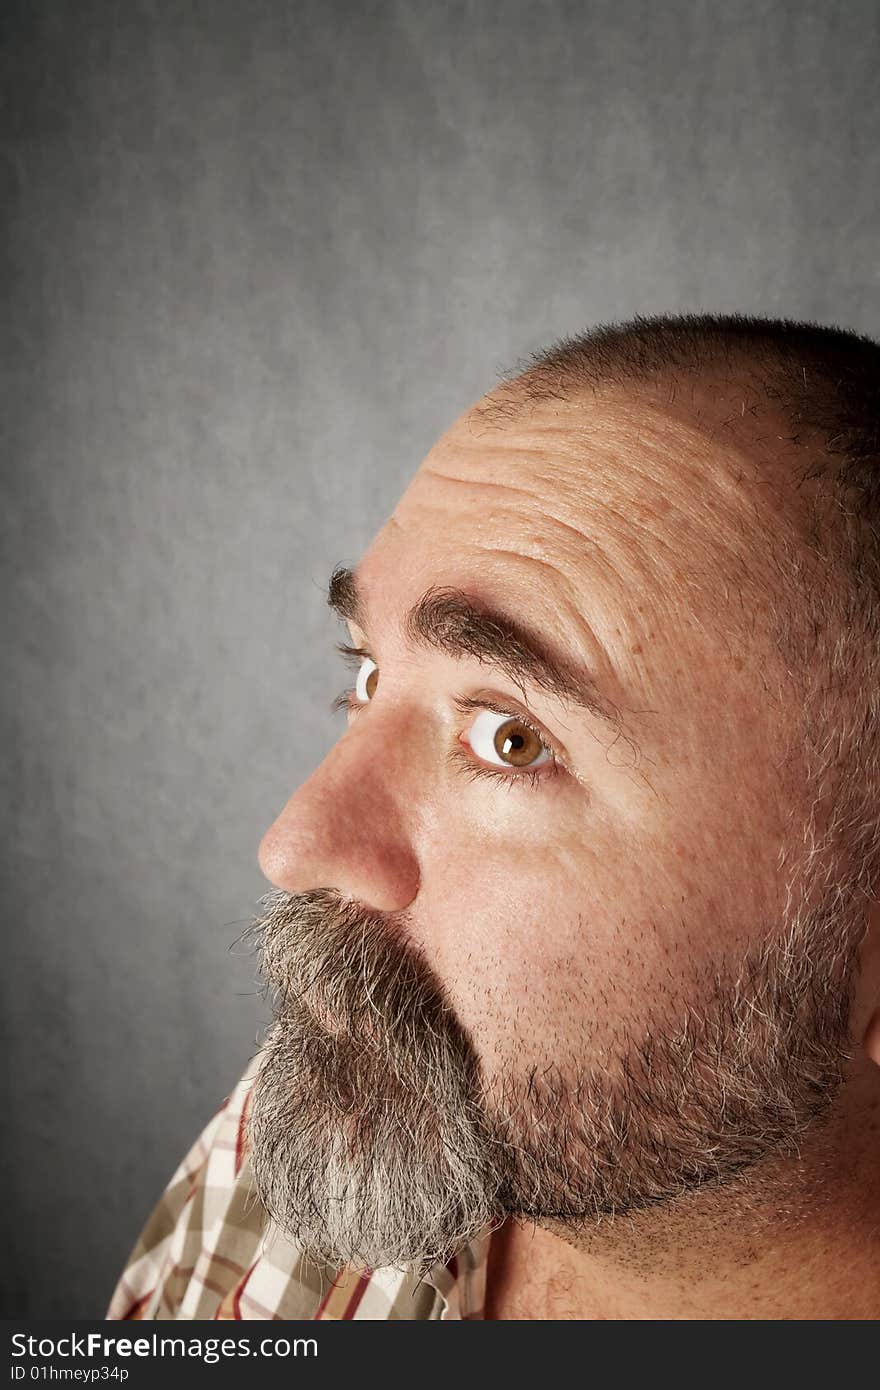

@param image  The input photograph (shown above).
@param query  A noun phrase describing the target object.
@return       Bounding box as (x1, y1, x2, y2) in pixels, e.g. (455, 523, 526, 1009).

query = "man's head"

(247, 312, 880, 1273)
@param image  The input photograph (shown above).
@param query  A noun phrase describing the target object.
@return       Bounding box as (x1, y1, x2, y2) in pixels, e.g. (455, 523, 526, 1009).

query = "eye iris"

(493, 717, 541, 767)
(365, 666, 378, 698)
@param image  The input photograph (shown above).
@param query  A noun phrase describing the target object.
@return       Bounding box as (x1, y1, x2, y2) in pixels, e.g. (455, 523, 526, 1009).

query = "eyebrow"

(326, 564, 633, 741)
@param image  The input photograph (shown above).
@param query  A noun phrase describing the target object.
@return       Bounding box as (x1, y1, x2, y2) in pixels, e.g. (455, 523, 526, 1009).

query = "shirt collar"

(422, 1227, 493, 1320)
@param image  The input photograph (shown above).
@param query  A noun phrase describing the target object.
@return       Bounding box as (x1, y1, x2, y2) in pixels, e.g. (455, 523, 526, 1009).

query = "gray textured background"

(2, 0, 879, 1319)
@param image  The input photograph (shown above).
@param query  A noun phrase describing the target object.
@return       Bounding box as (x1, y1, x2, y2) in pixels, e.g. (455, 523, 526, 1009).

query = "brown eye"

(467, 709, 553, 771)
(493, 717, 543, 766)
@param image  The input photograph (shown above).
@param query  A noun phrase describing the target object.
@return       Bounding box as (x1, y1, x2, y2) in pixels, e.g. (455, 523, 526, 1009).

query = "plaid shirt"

(106, 1054, 491, 1320)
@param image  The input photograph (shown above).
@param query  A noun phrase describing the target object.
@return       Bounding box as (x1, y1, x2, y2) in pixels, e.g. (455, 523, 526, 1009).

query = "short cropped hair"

(492, 313, 880, 899)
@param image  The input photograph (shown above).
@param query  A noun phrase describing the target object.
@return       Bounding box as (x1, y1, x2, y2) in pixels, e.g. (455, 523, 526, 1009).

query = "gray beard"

(245, 874, 865, 1275)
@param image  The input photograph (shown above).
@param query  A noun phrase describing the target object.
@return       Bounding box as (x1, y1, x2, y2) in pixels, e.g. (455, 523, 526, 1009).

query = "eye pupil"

(494, 718, 540, 767)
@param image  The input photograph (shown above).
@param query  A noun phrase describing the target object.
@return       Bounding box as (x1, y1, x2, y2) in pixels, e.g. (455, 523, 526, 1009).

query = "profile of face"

(246, 381, 876, 1274)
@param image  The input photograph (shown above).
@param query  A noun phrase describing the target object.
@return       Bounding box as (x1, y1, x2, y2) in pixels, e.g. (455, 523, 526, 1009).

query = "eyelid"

(336, 641, 372, 664)
(334, 642, 573, 772)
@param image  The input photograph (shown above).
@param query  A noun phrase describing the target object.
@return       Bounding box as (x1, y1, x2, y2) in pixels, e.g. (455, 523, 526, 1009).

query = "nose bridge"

(257, 704, 422, 912)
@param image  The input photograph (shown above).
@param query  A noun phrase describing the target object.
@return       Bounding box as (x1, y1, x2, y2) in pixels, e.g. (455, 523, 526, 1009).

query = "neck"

(485, 1070, 880, 1320)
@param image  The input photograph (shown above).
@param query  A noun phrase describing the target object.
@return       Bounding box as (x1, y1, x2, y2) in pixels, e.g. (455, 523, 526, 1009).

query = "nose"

(257, 708, 422, 914)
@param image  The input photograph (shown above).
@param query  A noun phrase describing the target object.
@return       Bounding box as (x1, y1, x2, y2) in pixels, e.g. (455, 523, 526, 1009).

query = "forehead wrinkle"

(418, 465, 611, 560)
(409, 452, 719, 691)
(434, 407, 759, 602)
(415, 449, 691, 612)
(460, 389, 767, 528)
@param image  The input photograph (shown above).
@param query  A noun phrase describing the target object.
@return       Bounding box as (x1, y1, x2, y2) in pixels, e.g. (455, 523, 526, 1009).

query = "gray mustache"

(243, 886, 474, 1065)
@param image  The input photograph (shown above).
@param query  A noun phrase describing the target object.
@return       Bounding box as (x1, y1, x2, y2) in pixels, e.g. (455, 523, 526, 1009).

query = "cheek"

(416, 829, 662, 1061)
(415, 818, 746, 1074)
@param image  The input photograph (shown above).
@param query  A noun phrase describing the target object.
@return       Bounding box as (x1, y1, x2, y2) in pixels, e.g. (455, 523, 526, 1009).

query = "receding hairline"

(480, 312, 877, 516)
(472, 313, 878, 590)
(485, 310, 880, 409)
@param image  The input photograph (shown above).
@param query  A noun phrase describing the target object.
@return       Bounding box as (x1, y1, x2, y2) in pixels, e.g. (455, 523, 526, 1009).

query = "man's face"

(247, 386, 869, 1271)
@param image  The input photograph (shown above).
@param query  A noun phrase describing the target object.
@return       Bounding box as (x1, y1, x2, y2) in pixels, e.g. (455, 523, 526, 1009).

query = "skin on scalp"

(250, 376, 880, 1316)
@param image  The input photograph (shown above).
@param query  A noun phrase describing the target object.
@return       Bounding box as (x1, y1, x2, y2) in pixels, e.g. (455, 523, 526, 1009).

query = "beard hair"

(246, 892, 505, 1275)
(245, 853, 868, 1274)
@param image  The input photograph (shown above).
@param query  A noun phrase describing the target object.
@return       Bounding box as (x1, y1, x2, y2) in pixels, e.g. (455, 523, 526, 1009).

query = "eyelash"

(331, 642, 564, 793)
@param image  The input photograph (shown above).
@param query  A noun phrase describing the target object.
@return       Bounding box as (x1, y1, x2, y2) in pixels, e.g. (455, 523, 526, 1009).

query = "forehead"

(380, 389, 778, 626)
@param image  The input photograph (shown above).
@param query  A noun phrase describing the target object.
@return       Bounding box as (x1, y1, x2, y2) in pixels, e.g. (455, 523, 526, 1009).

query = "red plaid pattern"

(106, 1052, 491, 1320)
